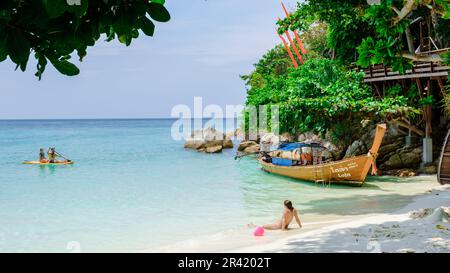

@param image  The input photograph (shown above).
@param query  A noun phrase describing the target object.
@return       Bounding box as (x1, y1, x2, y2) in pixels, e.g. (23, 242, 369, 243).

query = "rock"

(443, 207, 450, 219)
(243, 144, 260, 154)
(378, 141, 404, 159)
(184, 127, 233, 153)
(419, 164, 438, 174)
(184, 139, 206, 150)
(238, 141, 258, 152)
(204, 140, 226, 148)
(297, 132, 321, 142)
(260, 133, 280, 146)
(280, 132, 294, 143)
(383, 169, 417, 177)
(222, 138, 234, 149)
(205, 145, 223, 153)
(226, 128, 244, 140)
(381, 147, 422, 171)
(383, 154, 403, 170)
(399, 148, 422, 168)
(344, 140, 367, 158)
(409, 208, 434, 219)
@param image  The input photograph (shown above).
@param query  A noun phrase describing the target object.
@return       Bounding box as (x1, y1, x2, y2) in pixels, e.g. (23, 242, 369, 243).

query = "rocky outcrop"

(381, 147, 422, 170)
(184, 128, 233, 153)
(297, 132, 343, 160)
(419, 162, 439, 174)
(260, 133, 280, 146)
(205, 146, 223, 153)
(238, 141, 260, 154)
(384, 169, 417, 177)
(243, 144, 260, 154)
(344, 140, 367, 158)
(340, 124, 428, 174)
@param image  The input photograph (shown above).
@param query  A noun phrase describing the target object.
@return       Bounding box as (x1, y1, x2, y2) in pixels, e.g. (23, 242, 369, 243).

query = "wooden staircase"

(438, 129, 450, 185)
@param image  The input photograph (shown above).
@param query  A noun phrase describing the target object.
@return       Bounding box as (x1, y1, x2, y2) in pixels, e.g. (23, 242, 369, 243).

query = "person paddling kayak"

(47, 147, 57, 163)
(23, 148, 73, 165)
(47, 147, 72, 163)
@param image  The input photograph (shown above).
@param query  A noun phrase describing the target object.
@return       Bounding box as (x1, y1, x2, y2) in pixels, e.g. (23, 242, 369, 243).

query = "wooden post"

(426, 80, 432, 137)
(419, 21, 424, 52)
(422, 79, 433, 164)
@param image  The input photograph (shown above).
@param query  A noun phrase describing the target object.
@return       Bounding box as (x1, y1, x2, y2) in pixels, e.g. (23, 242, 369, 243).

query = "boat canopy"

(278, 142, 325, 151)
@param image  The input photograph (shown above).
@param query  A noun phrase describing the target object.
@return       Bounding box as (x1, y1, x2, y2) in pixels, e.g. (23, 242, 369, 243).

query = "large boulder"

(344, 140, 367, 158)
(381, 147, 422, 171)
(184, 127, 233, 153)
(243, 144, 260, 154)
(238, 141, 258, 151)
(184, 139, 206, 150)
(226, 128, 244, 140)
(238, 140, 260, 154)
(298, 132, 322, 142)
(260, 133, 280, 146)
(280, 132, 295, 143)
(205, 145, 223, 153)
(222, 139, 234, 149)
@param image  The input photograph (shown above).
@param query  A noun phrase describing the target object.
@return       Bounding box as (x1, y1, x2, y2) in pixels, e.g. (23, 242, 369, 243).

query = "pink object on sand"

(253, 226, 265, 236)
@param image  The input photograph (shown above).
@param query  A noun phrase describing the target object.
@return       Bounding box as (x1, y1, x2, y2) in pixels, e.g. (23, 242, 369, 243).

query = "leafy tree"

(278, 0, 450, 72)
(278, 0, 371, 64)
(299, 22, 333, 60)
(357, 0, 450, 73)
(0, 0, 170, 79)
(244, 58, 413, 146)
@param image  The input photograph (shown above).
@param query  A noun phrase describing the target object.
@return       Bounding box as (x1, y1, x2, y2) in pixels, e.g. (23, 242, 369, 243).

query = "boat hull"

(259, 154, 374, 187)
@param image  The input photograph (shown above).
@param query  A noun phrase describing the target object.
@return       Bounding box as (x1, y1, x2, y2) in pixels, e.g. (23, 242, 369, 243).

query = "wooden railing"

(363, 62, 449, 83)
(362, 48, 450, 83)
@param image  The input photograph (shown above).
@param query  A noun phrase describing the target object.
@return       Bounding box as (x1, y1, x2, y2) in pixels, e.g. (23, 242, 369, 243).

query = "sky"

(0, 0, 299, 119)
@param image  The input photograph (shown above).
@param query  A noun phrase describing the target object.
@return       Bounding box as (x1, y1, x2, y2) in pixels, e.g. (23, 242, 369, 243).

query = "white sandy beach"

(237, 183, 450, 253)
(148, 175, 450, 253)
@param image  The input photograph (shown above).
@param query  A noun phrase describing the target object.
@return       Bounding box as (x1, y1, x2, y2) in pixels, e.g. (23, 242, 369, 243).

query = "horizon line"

(0, 117, 239, 121)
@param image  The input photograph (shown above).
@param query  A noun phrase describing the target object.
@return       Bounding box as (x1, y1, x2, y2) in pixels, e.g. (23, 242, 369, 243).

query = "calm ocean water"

(0, 119, 436, 252)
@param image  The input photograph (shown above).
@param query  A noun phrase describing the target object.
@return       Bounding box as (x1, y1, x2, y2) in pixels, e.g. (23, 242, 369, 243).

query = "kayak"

(22, 161, 74, 165)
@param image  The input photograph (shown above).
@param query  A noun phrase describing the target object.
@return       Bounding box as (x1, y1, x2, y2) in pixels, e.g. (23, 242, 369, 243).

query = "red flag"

(281, 1, 289, 17)
(293, 31, 308, 54)
(277, 31, 298, 69)
(285, 31, 304, 64)
(281, 1, 308, 54)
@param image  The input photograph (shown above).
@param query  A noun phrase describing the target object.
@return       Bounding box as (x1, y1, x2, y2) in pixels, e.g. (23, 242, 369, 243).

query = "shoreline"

(235, 183, 450, 253)
(146, 175, 449, 253)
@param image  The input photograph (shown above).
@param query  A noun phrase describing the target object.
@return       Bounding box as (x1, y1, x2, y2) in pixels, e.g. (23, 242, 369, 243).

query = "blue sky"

(0, 0, 298, 119)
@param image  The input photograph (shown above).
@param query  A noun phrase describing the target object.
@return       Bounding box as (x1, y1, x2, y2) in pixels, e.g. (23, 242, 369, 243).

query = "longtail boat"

(258, 124, 387, 187)
(438, 129, 450, 185)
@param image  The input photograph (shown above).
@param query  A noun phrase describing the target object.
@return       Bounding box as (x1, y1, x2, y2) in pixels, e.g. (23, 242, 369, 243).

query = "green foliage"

(0, 0, 170, 79)
(244, 58, 412, 144)
(357, 0, 412, 73)
(443, 51, 450, 116)
(386, 84, 402, 97)
(300, 22, 333, 59)
(278, 0, 371, 64)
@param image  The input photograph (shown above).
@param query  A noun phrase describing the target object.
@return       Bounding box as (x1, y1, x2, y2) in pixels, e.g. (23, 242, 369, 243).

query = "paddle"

(54, 151, 72, 162)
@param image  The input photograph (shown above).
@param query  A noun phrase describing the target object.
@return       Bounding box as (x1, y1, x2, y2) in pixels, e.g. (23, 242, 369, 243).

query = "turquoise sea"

(0, 119, 438, 252)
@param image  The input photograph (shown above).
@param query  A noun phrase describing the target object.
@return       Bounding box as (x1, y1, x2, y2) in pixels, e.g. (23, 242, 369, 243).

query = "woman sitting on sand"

(251, 200, 302, 231)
